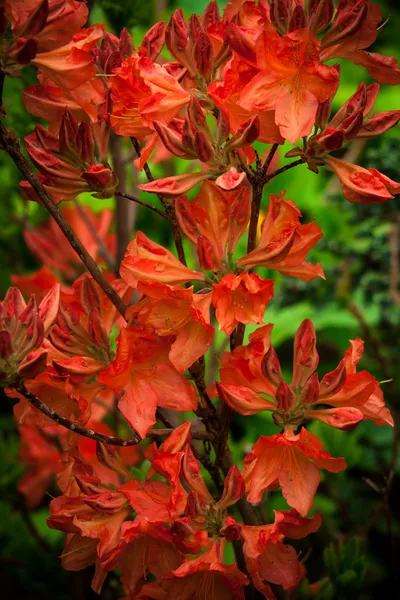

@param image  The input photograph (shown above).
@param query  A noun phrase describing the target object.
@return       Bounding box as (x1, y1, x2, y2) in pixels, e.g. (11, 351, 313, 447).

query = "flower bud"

(154, 120, 196, 159)
(82, 164, 117, 196)
(322, 0, 367, 50)
(270, 0, 290, 34)
(139, 21, 166, 62)
(14, 37, 38, 65)
(225, 116, 260, 151)
(292, 319, 319, 389)
(276, 381, 296, 412)
(76, 122, 95, 163)
(299, 372, 320, 406)
(220, 517, 243, 542)
(217, 466, 245, 510)
(319, 359, 347, 398)
(308, 0, 334, 34)
(288, 6, 306, 32)
(119, 28, 135, 57)
(166, 9, 192, 71)
(194, 131, 215, 163)
(261, 346, 283, 386)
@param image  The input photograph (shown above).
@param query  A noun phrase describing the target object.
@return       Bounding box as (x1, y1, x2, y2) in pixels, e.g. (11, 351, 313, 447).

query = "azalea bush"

(0, 1, 399, 599)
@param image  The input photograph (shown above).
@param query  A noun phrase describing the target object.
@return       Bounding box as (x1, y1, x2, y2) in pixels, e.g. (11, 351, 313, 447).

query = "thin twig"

(116, 191, 167, 219)
(265, 158, 305, 182)
(14, 381, 211, 445)
(0, 122, 127, 318)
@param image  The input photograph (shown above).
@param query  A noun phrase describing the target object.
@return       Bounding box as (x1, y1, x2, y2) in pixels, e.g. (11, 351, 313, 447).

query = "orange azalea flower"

(175, 180, 251, 272)
(138, 540, 249, 600)
(32, 24, 104, 90)
(100, 520, 183, 597)
(238, 28, 339, 143)
(109, 53, 190, 139)
(120, 232, 205, 288)
(217, 319, 392, 430)
(127, 281, 213, 373)
(212, 273, 274, 335)
(241, 509, 321, 597)
(243, 427, 346, 515)
(324, 156, 400, 204)
(97, 326, 197, 437)
(208, 54, 284, 145)
(237, 192, 324, 281)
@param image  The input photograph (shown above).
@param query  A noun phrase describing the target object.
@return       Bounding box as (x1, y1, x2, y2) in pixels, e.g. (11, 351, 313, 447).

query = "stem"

(14, 381, 211, 446)
(0, 122, 127, 318)
(110, 134, 137, 269)
(265, 158, 304, 182)
(116, 191, 167, 219)
(262, 143, 279, 175)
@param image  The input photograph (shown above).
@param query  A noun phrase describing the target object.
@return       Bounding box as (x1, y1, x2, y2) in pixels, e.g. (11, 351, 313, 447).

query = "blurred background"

(0, 1, 399, 598)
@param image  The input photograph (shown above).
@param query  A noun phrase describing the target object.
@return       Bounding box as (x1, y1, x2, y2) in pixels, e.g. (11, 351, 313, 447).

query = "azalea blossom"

(217, 319, 393, 429)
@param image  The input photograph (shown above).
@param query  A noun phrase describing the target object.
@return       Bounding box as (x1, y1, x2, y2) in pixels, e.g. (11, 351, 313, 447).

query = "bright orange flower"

(175, 180, 251, 272)
(324, 156, 400, 204)
(212, 273, 274, 335)
(208, 54, 284, 145)
(237, 192, 324, 281)
(127, 282, 213, 373)
(243, 427, 346, 515)
(32, 24, 104, 90)
(239, 28, 339, 143)
(100, 520, 183, 597)
(138, 541, 249, 600)
(216, 319, 392, 430)
(241, 510, 321, 597)
(97, 326, 197, 437)
(109, 53, 190, 139)
(120, 232, 205, 288)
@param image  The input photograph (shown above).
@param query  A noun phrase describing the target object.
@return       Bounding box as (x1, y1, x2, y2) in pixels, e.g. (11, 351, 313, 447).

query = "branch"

(0, 122, 127, 318)
(14, 381, 211, 446)
(265, 158, 305, 182)
(110, 134, 137, 269)
(116, 191, 168, 219)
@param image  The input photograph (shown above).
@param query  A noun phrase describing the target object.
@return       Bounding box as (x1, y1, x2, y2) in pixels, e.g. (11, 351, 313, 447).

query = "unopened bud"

(194, 130, 215, 163)
(288, 6, 306, 32)
(119, 28, 135, 57)
(225, 116, 260, 150)
(139, 21, 166, 62)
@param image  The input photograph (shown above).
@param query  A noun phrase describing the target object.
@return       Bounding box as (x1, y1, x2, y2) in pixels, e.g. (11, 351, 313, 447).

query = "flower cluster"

(0, 1, 398, 598)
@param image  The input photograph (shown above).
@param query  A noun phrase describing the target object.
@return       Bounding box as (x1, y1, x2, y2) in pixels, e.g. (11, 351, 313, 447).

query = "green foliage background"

(0, 1, 399, 598)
